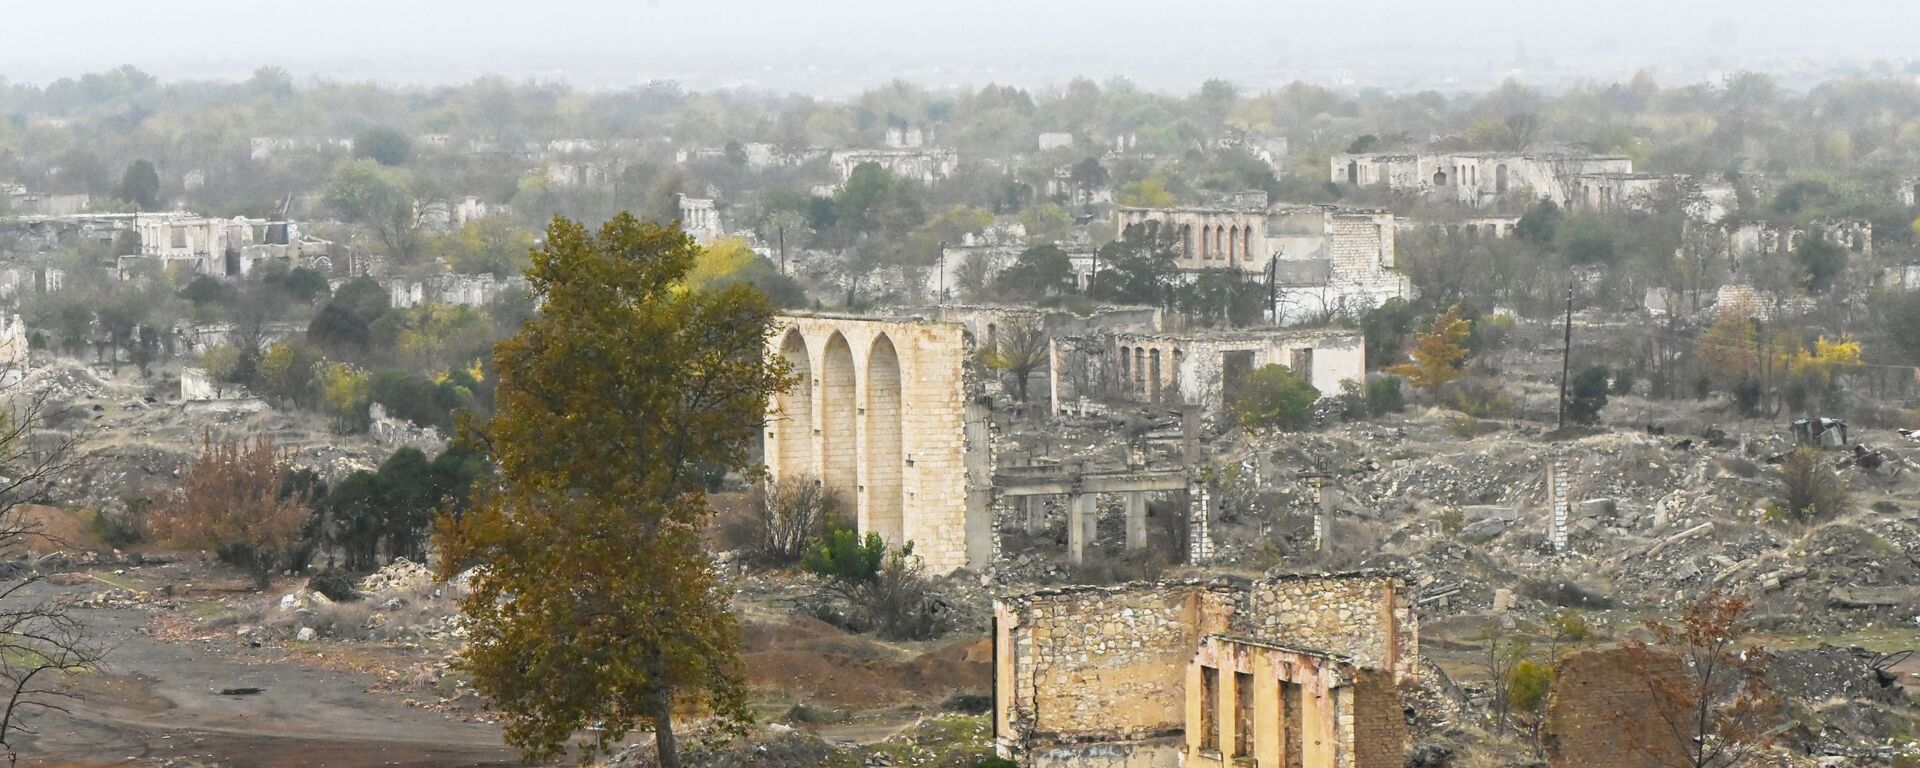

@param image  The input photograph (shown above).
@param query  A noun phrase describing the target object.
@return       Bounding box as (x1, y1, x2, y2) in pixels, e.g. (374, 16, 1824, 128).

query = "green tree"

(118, 159, 161, 210)
(1231, 364, 1321, 431)
(437, 214, 790, 766)
(1566, 365, 1610, 426)
(1793, 235, 1846, 292)
(353, 125, 413, 166)
(1389, 305, 1472, 389)
(993, 244, 1075, 300)
(324, 159, 422, 263)
(1019, 203, 1072, 244)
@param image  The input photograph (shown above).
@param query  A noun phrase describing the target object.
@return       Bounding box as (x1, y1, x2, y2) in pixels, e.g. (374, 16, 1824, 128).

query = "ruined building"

(763, 314, 993, 572)
(830, 148, 959, 185)
(1049, 327, 1365, 417)
(1330, 151, 1674, 211)
(993, 571, 1416, 768)
(1117, 202, 1410, 324)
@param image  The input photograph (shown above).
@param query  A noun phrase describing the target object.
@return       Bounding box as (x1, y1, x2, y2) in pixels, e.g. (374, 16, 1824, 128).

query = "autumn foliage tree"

(150, 434, 311, 590)
(437, 214, 792, 767)
(1618, 591, 1779, 768)
(1390, 305, 1472, 389)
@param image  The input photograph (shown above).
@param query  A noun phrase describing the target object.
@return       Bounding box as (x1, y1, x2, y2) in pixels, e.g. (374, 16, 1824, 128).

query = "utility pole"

(1558, 281, 1573, 430)
(776, 221, 787, 275)
(937, 240, 947, 303)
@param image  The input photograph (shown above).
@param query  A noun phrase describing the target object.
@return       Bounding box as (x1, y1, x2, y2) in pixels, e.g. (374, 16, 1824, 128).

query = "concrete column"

(1188, 480, 1214, 564)
(1125, 492, 1148, 552)
(1067, 492, 1096, 566)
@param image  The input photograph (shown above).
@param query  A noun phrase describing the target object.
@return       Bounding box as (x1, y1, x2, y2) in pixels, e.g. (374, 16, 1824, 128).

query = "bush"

(1447, 379, 1516, 419)
(1366, 375, 1405, 415)
(307, 569, 362, 603)
(89, 504, 146, 549)
(750, 477, 841, 564)
(803, 531, 945, 640)
(1778, 447, 1849, 523)
(1231, 364, 1321, 431)
(1566, 366, 1610, 426)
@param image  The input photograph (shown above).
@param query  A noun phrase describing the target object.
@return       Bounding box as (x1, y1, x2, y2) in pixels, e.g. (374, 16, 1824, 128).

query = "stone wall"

(996, 572, 1416, 767)
(1062, 328, 1366, 417)
(764, 314, 987, 572)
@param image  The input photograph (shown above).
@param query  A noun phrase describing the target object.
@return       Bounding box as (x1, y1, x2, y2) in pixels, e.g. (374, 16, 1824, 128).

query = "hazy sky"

(2, 1, 1912, 94)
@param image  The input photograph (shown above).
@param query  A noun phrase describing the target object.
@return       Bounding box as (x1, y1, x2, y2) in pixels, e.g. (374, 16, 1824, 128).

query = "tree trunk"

(648, 652, 679, 768)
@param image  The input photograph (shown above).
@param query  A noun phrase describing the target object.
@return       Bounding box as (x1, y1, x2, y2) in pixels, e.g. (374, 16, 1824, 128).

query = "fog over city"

(4, 0, 1915, 92)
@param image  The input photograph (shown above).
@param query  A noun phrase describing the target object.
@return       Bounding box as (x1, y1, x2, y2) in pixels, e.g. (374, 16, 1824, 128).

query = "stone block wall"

(764, 314, 985, 572)
(1543, 648, 1689, 768)
(1243, 572, 1418, 681)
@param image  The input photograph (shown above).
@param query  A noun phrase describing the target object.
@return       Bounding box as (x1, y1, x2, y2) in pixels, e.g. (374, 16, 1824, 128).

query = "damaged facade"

(993, 571, 1416, 768)
(1330, 151, 1674, 211)
(1049, 327, 1365, 417)
(1117, 202, 1410, 324)
(763, 314, 993, 572)
(831, 148, 959, 185)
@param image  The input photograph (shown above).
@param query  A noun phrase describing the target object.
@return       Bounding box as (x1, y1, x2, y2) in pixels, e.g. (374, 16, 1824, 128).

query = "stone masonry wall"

(1002, 582, 1240, 749)
(764, 315, 980, 571)
(1241, 573, 1417, 681)
(1542, 648, 1689, 768)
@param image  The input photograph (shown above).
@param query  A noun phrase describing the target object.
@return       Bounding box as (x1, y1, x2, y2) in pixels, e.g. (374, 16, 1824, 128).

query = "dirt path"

(17, 581, 529, 768)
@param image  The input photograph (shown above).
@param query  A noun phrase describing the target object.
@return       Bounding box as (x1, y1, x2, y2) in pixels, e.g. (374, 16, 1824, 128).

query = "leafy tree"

(992, 244, 1075, 300)
(1091, 221, 1181, 306)
(1555, 214, 1617, 265)
(318, 362, 372, 431)
(1231, 364, 1320, 431)
(1566, 365, 1610, 426)
(1514, 200, 1562, 244)
(1361, 299, 1418, 369)
(434, 218, 536, 277)
(978, 316, 1049, 402)
(256, 341, 321, 407)
(1508, 659, 1553, 754)
(150, 434, 311, 590)
(1792, 235, 1846, 292)
(1618, 592, 1779, 768)
(1117, 174, 1177, 207)
(324, 159, 423, 263)
(180, 275, 231, 307)
(1019, 203, 1072, 244)
(1390, 305, 1472, 389)
(118, 159, 161, 210)
(437, 214, 790, 766)
(353, 125, 413, 166)
(801, 531, 941, 640)
(264, 266, 332, 304)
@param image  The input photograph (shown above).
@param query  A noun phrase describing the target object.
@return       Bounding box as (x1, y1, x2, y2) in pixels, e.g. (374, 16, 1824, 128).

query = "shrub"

(90, 498, 148, 549)
(1566, 366, 1610, 426)
(307, 569, 362, 603)
(1447, 379, 1516, 419)
(1778, 447, 1848, 523)
(803, 531, 944, 640)
(1366, 375, 1405, 415)
(1231, 364, 1321, 431)
(750, 477, 841, 564)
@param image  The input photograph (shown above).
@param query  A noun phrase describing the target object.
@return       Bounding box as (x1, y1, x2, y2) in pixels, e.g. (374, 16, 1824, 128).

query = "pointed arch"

(819, 332, 857, 503)
(864, 334, 904, 546)
(775, 329, 814, 481)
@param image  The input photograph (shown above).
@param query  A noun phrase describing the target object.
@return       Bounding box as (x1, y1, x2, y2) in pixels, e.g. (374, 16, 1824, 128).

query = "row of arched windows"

(1181, 223, 1254, 263)
(1115, 343, 1182, 403)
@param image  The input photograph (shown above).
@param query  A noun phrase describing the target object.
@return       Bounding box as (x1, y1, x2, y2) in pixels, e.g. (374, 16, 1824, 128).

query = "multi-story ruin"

(830, 148, 959, 185)
(763, 314, 993, 572)
(1116, 201, 1410, 324)
(1331, 151, 1671, 211)
(993, 571, 1416, 768)
(1049, 327, 1365, 416)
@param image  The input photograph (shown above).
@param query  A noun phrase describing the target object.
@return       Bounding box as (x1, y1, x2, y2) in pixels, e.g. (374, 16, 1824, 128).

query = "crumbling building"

(1331, 151, 1661, 210)
(763, 314, 993, 572)
(993, 571, 1416, 768)
(1049, 327, 1365, 417)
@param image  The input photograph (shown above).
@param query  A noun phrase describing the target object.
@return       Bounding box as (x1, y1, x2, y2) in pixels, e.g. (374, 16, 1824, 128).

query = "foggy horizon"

(4, 0, 1917, 95)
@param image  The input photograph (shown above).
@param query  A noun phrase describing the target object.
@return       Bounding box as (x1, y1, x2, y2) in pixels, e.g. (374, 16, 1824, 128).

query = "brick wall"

(1543, 648, 1689, 768)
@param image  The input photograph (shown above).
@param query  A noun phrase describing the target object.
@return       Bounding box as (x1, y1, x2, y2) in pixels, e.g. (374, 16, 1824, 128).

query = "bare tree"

(750, 476, 841, 564)
(0, 378, 105, 763)
(149, 433, 311, 590)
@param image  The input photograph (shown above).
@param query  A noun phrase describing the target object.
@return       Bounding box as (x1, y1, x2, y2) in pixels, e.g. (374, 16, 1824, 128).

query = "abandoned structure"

(993, 571, 1416, 768)
(124, 212, 333, 278)
(1331, 151, 1657, 210)
(1727, 218, 1872, 260)
(1048, 327, 1365, 417)
(675, 194, 723, 243)
(763, 314, 993, 572)
(830, 148, 959, 185)
(387, 273, 527, 309)
(1116, 202, 1408, 324)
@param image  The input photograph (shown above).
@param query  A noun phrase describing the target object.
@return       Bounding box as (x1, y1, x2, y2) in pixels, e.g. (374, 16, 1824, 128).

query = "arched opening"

(1183, 225, 1194, 259)
(1214, 226, 1225, 258)
(819, 333, 858, 505)
(1227, 225, 1239, 262)
(1347, 160, 1359, 184)
(1134, 347, 1147, 396)
(1495, 164, 1509, 193)
(1433, 169, 1447, 186)
(865, 335, 904, 546)
(1148, 348, 1162, 403)
(1242, 227, 1253, 262)
(775, 329, 814, 481)
(1117, 344, 1131, 396)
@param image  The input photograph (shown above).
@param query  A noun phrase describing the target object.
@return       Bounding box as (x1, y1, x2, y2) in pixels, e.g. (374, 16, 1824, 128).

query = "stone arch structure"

(1347, 160, 1359, 184)
(1214, 226, 1225, 257)
(1495, 164, 1509, 193)
(1148, 348, 1162, 403)
(864, 335, 904, 545)
(1227, 225, 1240, 262)
(764, 314, 989, 572)
(820, 333, 858, 501)
(775, 330, 814, 479)
(1199, 225, 1211, 259)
